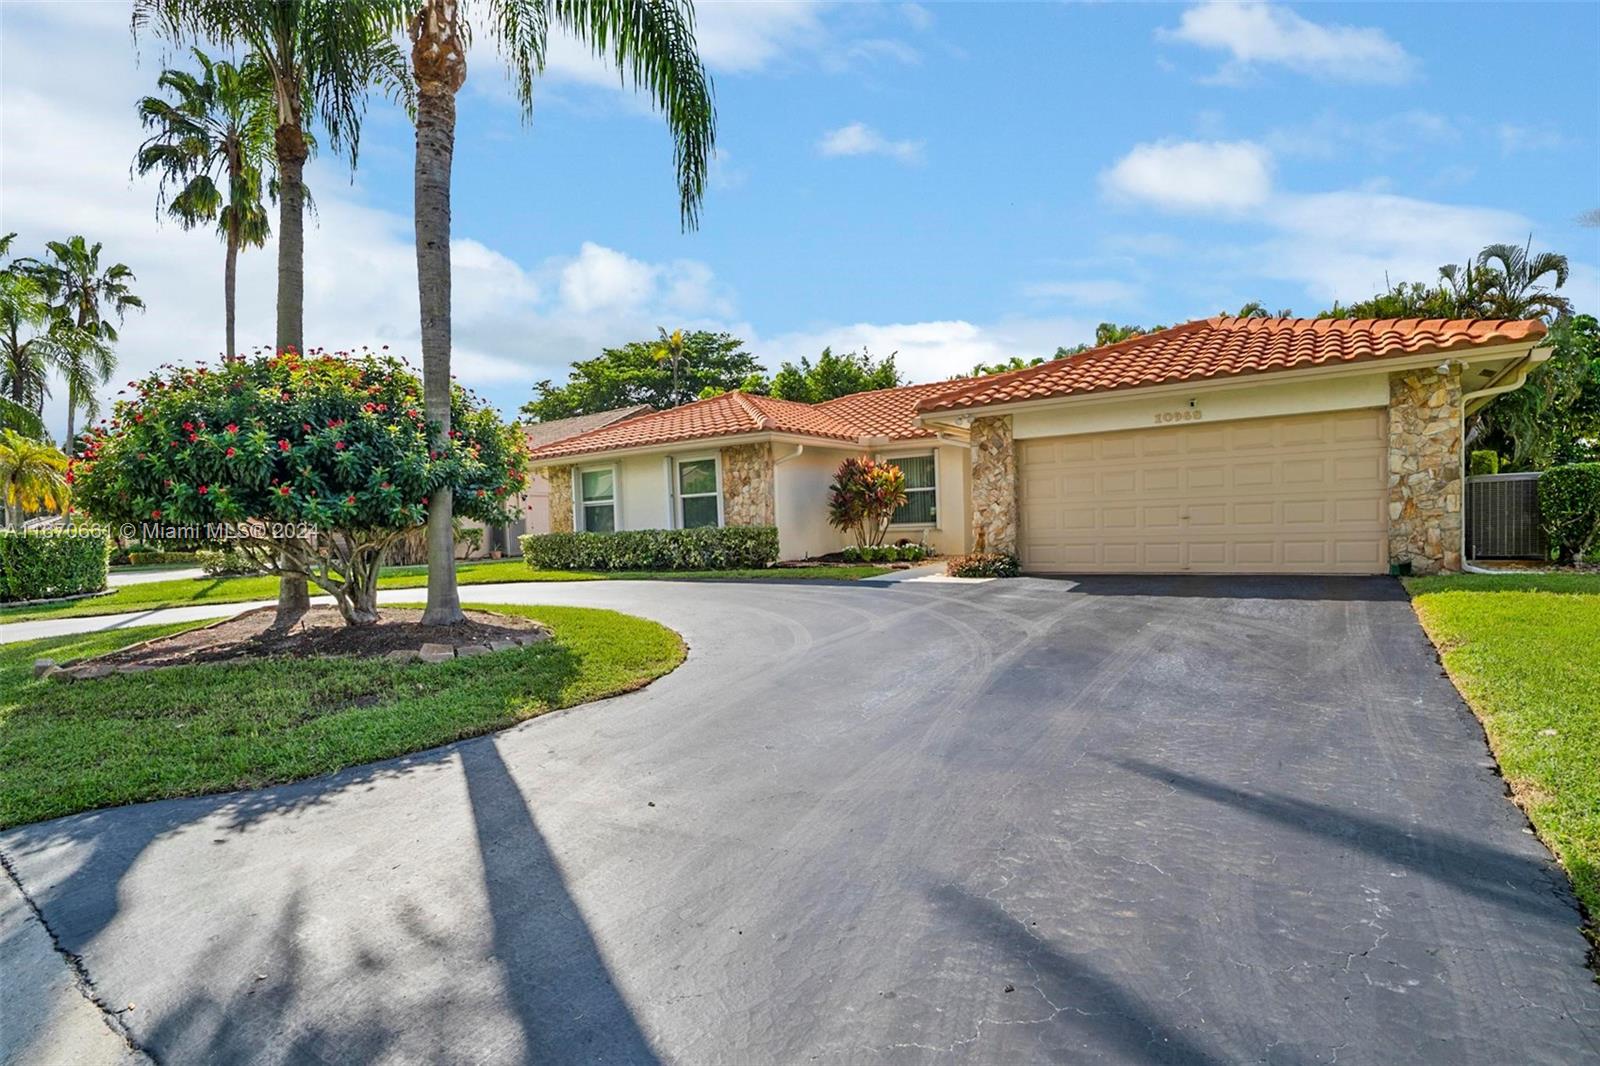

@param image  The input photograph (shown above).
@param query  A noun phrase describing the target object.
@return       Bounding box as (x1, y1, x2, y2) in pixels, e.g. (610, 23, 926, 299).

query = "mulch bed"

(93, 606, 549, 669)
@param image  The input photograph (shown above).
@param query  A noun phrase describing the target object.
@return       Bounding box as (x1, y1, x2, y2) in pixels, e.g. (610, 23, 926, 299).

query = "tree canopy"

(1476, 313, 1600, 469)
(768, 347, 901, 403)
(521, 331, 762, 422)
(73, 349, 524, 623)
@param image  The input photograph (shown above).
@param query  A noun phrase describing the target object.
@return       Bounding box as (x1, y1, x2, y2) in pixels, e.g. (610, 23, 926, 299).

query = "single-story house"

(461, 404, 652, 558)
(526, 316, 1549, 575)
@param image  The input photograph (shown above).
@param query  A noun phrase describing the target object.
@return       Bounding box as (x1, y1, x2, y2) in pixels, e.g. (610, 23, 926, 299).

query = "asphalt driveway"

(3, 576, 1596, 1065)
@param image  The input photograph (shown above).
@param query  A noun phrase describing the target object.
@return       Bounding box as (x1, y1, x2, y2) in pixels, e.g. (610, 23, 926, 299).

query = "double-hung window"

(675, 457, 721, 528)
(578, 467, 616, 532)
(888, 453, 937, 526)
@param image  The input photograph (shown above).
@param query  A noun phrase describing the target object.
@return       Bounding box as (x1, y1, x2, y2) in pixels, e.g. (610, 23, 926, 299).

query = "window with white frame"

(675, 457, 721, 528)
(578, 467, 616, 532)
(888, 453, 936, 525)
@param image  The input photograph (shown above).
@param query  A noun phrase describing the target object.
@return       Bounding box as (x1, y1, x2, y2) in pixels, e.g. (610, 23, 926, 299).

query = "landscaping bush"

(0, 529, 109, 602)
(1538, 462, 1600, 562)
(827, 456, 907, 550)
(72, 349, 525, 625)
(196, 547, 263, 575)
(1468, 450, 1500, 476)
(521, 526, 778, 571)
(944, 551, 1020, 578)
(125, 550, 199, 567)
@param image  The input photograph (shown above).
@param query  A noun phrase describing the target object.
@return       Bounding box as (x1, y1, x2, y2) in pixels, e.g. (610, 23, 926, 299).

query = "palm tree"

(652, 327, 690, 405)
(136, 0, 408, 626)
(34, 237, 143, 453)
(135, 1, 407, 356)
(0, 236, 54, 415)
(1, 235, 101, 441)
(135, 47, 276, 358)
(0, 428, 71, 528)
(407, 0, 715, 625)
(1476, 239, 1571, 322)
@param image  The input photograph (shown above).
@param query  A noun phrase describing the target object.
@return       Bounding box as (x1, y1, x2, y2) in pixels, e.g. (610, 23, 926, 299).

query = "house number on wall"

(1153, 409, 1203, 424)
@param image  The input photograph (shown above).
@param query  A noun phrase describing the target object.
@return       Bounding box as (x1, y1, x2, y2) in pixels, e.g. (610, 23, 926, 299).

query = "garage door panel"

(1018, 408, 1388, 575)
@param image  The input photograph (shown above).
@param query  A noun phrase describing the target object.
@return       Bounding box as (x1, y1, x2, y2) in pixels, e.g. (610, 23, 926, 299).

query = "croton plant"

(71, 348, 527, 625)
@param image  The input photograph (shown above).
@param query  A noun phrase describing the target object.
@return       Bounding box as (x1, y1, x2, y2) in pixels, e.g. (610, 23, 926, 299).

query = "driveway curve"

(3, 576, 1596, 1065)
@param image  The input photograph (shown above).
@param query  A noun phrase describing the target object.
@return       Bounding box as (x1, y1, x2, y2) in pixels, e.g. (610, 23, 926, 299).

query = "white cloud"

(757, 317, 1095, 382)
(816, 122, 924, 164)
(1021, 280, 1142, 307)
(1161, 1, 1416, 85)
(1257, 191, 1529, 301)
(901, 3, 934, 32)
(1101, 140, 1273, 212)
(558, 243, 660, 315)
(1495, 123, 1570, 156)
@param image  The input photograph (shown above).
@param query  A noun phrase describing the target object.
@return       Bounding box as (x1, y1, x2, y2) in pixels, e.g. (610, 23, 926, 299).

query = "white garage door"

(1018, 408, 1389, 574)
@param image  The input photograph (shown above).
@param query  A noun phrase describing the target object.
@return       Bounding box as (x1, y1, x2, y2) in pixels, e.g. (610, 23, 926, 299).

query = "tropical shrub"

(71, 349, 526, 624)
(827, 456, 908, 550)
(945, 551, 1020, 578)
(0, 529, 109, 601)
(1468, 450, 1500, 476)
(1537, 463, 1600, 562)
(521, 526, 778, 571)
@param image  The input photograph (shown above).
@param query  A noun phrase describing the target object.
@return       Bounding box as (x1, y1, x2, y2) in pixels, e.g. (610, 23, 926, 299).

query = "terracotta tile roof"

(523, 404, 652, 450)
(915, 316, 1548, 414)
(817, 379, 978, 440)
(526, 390, 862, 462)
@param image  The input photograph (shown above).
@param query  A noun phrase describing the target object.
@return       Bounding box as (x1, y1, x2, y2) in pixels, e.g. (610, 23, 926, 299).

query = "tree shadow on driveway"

(458, 738, 658, 1064)
(1111, 755, 1576, 922)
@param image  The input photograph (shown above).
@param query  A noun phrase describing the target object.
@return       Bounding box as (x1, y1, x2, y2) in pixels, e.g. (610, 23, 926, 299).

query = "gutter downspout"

(1456, 345, 1551, 568)
(773, 444, 806, 558)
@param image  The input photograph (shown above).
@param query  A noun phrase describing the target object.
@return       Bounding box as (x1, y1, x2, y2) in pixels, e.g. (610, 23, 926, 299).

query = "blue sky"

(3, 1, 1597, 437)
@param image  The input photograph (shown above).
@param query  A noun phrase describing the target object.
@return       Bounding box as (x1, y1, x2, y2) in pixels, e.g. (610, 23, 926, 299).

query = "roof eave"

(528, 429, 866, 467)
(913, 340, 1541, 426)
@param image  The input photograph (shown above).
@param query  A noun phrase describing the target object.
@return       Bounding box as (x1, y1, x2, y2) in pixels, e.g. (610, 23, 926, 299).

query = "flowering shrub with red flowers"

(71, 348, 527, 625)
(826, 455, 908, 551)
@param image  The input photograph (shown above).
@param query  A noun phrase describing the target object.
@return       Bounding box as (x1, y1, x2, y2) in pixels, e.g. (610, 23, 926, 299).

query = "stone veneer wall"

(543, 465, 574, 534)
(970, 415, 1018, 554)
(1387, 367, 1463, 574)
(721, 443, 775, 526)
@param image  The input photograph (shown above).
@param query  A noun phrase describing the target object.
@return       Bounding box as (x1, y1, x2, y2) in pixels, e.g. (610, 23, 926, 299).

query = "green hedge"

(0, 530, 110, 602)
(1538, 463, 1600, 562)
(1468, 450, 1500, 476)
(125, 550, 200, 567)
(520, 526, 779, 571)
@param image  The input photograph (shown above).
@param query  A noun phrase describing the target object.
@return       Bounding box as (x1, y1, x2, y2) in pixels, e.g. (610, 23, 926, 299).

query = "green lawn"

(1406, 573, 1600, 938)
(0, 603, 685, 828)
(0, 558, 891, 624)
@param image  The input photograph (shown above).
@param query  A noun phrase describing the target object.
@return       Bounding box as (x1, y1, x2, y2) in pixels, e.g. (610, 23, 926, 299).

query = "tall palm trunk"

(273, 121, 311, 626)
(63, 384, 77, 455)
(412, 0, 467, 626)
(224, 228, 238, 358)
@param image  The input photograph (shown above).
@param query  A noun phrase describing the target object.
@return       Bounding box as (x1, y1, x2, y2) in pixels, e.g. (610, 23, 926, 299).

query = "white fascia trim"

(913, 341, 1542, 430)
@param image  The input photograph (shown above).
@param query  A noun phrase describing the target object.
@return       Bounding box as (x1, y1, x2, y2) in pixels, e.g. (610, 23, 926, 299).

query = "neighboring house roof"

(522, 404, 653, 450)
(915, 316, 1548, 415)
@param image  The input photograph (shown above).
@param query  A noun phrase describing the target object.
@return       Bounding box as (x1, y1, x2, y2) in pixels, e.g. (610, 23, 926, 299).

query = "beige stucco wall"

(721, 443, 776, 527)
(1387, 367, 1463, 574)
(774, 445, 855, 559)
(970, 416, 1017, 554)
